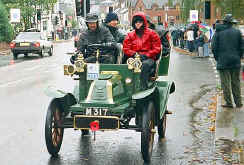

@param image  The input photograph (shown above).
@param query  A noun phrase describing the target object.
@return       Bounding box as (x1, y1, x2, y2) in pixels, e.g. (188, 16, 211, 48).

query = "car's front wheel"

(45, 99, 64, 156)
(48, 46, 53, 56)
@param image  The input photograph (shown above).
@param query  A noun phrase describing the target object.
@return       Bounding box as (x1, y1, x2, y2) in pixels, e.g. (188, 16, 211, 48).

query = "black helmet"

(85, 13, 99, 23)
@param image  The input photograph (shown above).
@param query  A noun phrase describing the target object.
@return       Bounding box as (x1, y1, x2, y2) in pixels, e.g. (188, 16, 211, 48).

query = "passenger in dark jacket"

(71, 13, 116, 64)
(103, 12, 125, 63)
(211, 14, 243, 108)
(103, 12, 125, 43)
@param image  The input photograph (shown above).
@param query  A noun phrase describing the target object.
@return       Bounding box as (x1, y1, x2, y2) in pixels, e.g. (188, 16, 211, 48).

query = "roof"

(130, 0, 179, 9)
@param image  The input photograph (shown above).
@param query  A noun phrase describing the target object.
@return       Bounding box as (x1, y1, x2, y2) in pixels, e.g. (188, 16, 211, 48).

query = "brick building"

(128, 0, 181, 26)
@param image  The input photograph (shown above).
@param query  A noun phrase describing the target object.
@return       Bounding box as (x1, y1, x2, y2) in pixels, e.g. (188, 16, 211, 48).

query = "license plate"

(20, 42, 30, 46)
(87, 64, 99, 80)
(86, 107, 108, 116)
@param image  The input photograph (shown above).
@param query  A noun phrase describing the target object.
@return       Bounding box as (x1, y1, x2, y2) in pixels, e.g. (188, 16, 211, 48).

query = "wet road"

(0, 42, 217, 165)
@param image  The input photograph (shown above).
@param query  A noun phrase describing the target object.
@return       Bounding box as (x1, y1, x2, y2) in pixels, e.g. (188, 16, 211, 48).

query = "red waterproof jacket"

(123, 12, 161, 60)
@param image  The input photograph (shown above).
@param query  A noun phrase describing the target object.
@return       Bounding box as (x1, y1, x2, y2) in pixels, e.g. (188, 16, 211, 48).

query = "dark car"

(10, 32, 53, 60)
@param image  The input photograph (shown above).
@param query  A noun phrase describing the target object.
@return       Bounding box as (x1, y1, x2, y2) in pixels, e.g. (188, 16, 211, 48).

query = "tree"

(0, 0, 14, 42)
(212, 0, 244, 21)
(2, 0, 57, 31)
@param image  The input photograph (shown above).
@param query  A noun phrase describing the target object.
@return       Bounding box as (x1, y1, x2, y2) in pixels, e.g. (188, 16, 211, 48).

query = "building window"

(158, 16, 161, 23)
(43, 21, 47, 31)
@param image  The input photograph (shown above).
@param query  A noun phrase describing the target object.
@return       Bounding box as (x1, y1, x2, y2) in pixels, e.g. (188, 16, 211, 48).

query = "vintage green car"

(44, 45, 175, 162)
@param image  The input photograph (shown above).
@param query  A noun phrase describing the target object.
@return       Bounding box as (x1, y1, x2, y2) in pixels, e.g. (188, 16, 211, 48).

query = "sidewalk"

(215, 70, 244, 164)
(0, 49, 10, 56)
(173, 46, 244, 164)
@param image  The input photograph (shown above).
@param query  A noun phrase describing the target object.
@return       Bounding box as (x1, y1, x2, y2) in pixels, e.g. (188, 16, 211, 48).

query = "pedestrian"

(203, 31, 210, 57)
(186, 27, 194, 53)
(211, 14, 243, 108)
(197, 30, 204, 57)
(123, 12, 161, 89)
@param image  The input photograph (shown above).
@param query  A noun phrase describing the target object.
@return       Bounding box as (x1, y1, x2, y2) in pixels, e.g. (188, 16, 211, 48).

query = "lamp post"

(165, 6, 169, 29)
(84, 0, 87, 18)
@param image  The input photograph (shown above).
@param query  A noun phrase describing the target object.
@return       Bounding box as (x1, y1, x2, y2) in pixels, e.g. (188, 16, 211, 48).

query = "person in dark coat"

(70, 13, 116, 64)
(123, 12, 161, 89)
(103, 12, 125, 63)
(103, 12, 125, 43)
(211, 14, 243, 108)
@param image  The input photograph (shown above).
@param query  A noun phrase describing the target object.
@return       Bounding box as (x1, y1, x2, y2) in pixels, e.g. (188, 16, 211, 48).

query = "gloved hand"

(70, 55, 77, 64)
(139, 54, 148, 61)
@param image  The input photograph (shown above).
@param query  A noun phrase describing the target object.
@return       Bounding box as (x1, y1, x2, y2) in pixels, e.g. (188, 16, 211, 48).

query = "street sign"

(190, 10, 198, 22)
(10, 8, 20, 23)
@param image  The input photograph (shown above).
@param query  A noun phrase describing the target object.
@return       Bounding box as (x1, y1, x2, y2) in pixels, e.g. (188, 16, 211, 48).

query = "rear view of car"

(10, 32, 53, 60)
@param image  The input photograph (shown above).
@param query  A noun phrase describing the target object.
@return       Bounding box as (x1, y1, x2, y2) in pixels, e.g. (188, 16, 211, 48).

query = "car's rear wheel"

(81, 130, 90, 136)
(45, 99, 64, 156)
(13, 53, 18, 60)
(158, 113, 167, 139)
(48, 46, 53, 56)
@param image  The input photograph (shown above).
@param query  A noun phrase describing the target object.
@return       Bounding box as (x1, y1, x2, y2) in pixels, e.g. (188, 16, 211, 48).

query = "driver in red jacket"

(123, 12, 161, 89)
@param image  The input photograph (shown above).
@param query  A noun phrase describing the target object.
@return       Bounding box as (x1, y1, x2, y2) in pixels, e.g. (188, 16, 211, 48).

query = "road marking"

(0, 77, 33, 88)
(23, 65, 41, 71)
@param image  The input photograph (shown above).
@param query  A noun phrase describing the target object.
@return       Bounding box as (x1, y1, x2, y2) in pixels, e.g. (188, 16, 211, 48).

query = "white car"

(10, 32, 53, 60)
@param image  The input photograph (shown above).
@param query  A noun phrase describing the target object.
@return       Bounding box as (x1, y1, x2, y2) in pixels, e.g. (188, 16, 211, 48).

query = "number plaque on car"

(86, 107, 108, 116)
(87, 64, 99, 80)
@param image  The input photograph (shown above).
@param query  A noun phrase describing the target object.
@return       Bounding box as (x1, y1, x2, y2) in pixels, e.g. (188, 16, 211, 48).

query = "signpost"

(10, 8, 20, 23)
(190, 10, 198, 22)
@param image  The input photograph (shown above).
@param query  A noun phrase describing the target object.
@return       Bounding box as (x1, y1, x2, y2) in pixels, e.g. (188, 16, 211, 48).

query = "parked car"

(10, 32, 53, 60)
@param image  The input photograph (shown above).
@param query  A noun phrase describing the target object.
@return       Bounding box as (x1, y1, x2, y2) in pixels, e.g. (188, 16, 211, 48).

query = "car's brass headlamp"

(126, 53, 142, 73)
(64, 53, 86, 75)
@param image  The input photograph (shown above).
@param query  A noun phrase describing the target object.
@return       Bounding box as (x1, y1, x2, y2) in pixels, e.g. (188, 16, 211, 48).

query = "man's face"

(108, 20, 118, 27)
(135, 20, 143, 29)
(87, 22, 97, 31)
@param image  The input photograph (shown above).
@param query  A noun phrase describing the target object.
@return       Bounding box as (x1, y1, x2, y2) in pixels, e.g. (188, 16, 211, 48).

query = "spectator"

(211, 14, 243, 108)
(186, 27, 194, 53)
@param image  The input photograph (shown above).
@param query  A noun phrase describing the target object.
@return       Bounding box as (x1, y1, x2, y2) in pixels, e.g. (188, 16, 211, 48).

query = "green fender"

(154, 77, 175, 119)
(44, 86, 77, 112)
(44, 86, 67, 98)
(132, 87, 156, 100)
(132, 77, 175, 120)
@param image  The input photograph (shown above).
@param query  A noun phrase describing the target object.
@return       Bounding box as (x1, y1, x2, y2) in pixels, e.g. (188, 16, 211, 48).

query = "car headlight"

(125, 78, 132, 84)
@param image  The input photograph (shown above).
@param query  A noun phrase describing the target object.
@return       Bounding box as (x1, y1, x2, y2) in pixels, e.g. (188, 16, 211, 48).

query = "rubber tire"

(81, 130, 90, 136)
(45, 99, 64, 156)
(13, 53, 18, 60)
(39, 49, 44, 58)
(158, 114, 166, 139)
(48, 47, 53, 56)
(141, 101, 155, 163)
